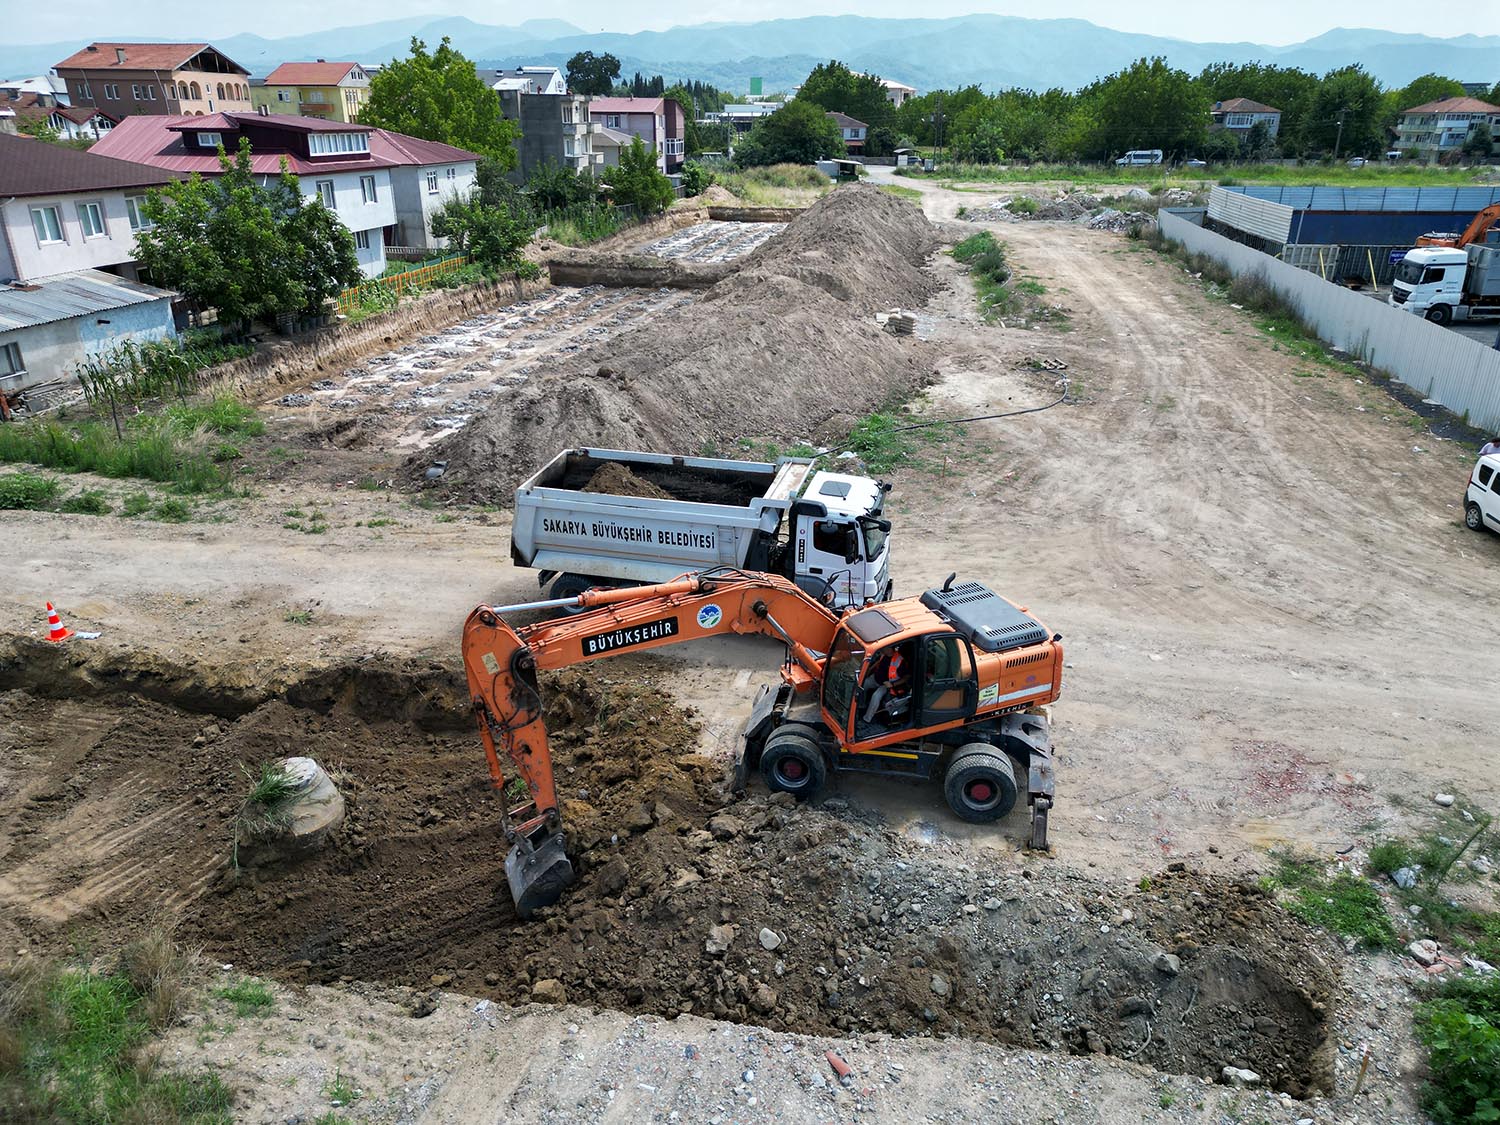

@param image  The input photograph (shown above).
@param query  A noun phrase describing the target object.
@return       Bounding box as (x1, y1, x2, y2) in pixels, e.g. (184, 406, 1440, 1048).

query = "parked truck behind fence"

(1390, 244, 1500, 325)
(511, 447, 895, 609)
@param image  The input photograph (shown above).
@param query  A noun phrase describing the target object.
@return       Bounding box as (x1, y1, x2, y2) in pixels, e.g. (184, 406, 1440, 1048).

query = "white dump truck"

(511, 447, 894, 609)
(1389, 244, 1500, 325)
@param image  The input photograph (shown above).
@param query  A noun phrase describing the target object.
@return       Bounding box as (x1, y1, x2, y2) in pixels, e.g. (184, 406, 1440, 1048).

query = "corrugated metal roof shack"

(1204, 185, 1500, 285)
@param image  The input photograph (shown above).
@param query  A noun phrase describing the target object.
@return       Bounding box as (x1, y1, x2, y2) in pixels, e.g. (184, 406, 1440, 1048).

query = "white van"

(1115, 149, 1164, 166)
(1465, 453, 1500, 535)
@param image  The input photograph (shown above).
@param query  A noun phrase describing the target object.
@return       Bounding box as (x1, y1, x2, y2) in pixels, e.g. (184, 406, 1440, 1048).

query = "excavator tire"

(760, 728, 828, 798)
(943, 744, 1018, 823)
(551, 574, 597, 614)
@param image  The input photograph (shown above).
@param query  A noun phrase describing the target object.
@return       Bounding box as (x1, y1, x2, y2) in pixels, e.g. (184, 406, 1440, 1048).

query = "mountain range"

(5, 16, 1499, 97)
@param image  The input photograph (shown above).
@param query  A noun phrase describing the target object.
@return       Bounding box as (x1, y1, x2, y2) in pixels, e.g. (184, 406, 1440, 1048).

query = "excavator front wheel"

(760, 730, 828, 798)
(943, 744, 1019, 823)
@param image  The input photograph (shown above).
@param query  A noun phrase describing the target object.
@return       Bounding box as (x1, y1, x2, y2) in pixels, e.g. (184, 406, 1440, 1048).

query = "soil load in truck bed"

(414, 185, 942, 504)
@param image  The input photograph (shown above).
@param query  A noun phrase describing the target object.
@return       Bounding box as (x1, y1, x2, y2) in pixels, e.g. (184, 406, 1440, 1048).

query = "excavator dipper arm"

(461, 569, 842, 916)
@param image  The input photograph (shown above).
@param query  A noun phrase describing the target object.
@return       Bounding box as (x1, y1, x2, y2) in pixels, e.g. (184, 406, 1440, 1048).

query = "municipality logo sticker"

(697, 603, 723, 628)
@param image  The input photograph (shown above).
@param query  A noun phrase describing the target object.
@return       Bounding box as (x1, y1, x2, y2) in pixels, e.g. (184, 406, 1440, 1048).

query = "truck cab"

(789, 471, 892, 606)
(1390, 247, 1470, 323)
(1467, 454, 1500, 536)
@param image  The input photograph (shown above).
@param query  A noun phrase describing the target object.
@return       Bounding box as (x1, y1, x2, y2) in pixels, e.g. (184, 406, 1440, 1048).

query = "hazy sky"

(13, 0, 1500, 45)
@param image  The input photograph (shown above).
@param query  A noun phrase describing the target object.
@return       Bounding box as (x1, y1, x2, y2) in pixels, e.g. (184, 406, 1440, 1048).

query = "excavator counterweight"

(462, 568, 1064, 917)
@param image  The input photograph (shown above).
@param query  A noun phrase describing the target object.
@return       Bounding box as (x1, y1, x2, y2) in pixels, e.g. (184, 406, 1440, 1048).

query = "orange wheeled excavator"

(461, 567, 1064, 916)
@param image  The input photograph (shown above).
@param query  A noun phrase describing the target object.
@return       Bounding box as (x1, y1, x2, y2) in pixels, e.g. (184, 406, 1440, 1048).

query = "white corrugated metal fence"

(1160, 208, 1500, 433)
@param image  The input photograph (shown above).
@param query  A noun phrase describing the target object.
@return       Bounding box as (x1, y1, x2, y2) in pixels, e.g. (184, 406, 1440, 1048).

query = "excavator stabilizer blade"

(505, 832, 575, 919)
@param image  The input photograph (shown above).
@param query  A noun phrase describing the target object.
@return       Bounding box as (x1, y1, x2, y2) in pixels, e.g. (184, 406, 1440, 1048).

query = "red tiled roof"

(1214, 98, 1279, 115)
(1402, 96, 1500, 115)
(86, 113, 478, 176)
(54, 42, 248, 76)
(262, 62, 358, 86)
(0, 130, 183, 197)
(54, 105, 118, 125)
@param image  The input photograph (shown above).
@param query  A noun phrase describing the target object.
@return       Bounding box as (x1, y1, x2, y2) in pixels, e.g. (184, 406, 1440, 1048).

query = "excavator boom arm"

(461, 569, 842, 913)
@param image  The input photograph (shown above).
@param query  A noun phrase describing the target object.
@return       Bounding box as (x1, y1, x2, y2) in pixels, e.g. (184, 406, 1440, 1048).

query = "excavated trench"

(0, 641, 1336, 1095)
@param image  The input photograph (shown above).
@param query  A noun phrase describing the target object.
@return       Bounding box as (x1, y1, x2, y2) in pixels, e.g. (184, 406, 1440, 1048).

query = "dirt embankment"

(1, 645, 1337, 1096)
(414, 185, 944, 502)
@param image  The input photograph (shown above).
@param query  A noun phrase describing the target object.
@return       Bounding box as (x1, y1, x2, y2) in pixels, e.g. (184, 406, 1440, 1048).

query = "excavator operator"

(863, 641, 912, 724)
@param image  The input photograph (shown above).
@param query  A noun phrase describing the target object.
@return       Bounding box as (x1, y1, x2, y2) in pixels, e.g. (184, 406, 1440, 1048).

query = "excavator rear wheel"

(760, 730, 828, 798)
(943, 744, 1019, 823)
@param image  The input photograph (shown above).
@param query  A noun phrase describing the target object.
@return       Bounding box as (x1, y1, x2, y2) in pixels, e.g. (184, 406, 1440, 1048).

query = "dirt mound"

(581, 462, 674, 500)
(413, 185, 941, 502)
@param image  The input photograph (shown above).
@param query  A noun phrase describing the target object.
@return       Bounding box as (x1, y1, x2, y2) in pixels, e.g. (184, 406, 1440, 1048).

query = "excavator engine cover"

(505, 830, 575, 919)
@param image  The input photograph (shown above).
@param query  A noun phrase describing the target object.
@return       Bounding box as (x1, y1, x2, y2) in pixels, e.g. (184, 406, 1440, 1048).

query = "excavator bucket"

(505, 829, 575, 919)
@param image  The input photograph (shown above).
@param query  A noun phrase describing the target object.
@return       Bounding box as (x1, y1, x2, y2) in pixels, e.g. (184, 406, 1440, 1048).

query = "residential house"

(1394, 96, 1500, 159)
(55, 43, 253, 118)
(88, 113, 479, 273)
(0, 132, 181, 393)
(251, 61, 371, 123)
(712, 102, 781, 135)
(874, 78, 915, 107)
(1210, 98, 1282, 139)
(4, 93, 117, 141)
(0, 75, 69, 105)
(0, 131, 183, 284)
(826, 111, 867, 154)
(498, 89, 598, 182)
(480, 66, 566, 95)
(591, 126, 636, 168)
(587, 96, 686, 174)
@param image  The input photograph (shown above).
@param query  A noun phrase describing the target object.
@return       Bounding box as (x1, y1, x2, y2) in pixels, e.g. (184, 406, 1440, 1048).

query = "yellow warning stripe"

(844, 748, 921, 760)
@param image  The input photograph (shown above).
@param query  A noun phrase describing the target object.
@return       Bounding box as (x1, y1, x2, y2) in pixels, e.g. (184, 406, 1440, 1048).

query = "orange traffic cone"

(45, 602, 74, 643)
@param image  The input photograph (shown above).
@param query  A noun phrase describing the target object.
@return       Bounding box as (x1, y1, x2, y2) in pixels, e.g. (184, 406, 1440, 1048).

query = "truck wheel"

(760, 730, 827, 798)
(550, 574, 595, 612)
(943, 744, 1018, 823)
(1467, 503, 1485, 531)
(1425, 305, 1453, 326)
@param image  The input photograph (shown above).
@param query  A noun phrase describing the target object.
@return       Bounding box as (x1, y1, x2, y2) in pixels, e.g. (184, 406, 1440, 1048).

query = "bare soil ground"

(3, 177, 1498, 1122)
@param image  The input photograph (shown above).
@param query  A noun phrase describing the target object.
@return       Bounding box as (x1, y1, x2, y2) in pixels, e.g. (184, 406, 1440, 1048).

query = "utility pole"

(1333, 108, 1347, 160)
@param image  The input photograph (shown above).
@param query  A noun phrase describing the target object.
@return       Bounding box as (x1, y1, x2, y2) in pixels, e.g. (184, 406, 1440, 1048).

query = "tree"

(429, 196, 530, 268)
(15, 117, 61, 143)
(680, 161, 713, 197)
(360, 37, 519, 168)
(796, 60, 894, 132)
(567, 51, 621, 96)
(734, 100, 845, 166)
(526, 161, 597, 210)
(1201, 129, 1241, 162)
(1082, 57, 1208, 159)
(1464, 121, 1495, 162)
(1242, 119, 1277, 161)
(1303, 65, 1385, 157)
(134, 139, 359, 327)
(1198, 62, 1318, 152)
(606, 138, 674, 214)
(1382, 73, 1467, 136)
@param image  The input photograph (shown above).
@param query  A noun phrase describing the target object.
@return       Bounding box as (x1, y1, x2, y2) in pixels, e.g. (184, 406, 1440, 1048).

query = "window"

(145, 86, 157, 101)
(131, 84, 144, 99)
(30, 205, 63, 244)
(125, 196, 153, 231)
(354, 229, 370, 250)
(104, 83, 119, 100)
(216, 83, 225, 100)
(309, 132, 370, 155)
(1422, 267, 1448, 285)
(813, 519, 859, 560)
(77, 201, 106, 238)
(316, 180, 336, 208)
(425, 170, 438, 193)
(80, 79, 92, 100)
(189, 82, 200, 100)
(278, 89, 293, 102)
(360, 175, 377, 203)
(1480, 465, 1495, 488)
(197, 131, 224, 149)
(446, 167, 456, 180)
(605, 114, 621, 128)
(0, 342, 24, 379)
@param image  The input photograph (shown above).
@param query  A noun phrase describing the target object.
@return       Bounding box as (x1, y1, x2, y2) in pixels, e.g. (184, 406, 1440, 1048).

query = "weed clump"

(1415, 973, 1500, 1125)
(0, 471, 60, 510)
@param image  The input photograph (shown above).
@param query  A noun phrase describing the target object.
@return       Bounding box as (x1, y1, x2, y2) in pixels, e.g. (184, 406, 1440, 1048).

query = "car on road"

(1465, 453, 1500, 534)
(1347, 157, 1368, 168)
(1184, 159, 1208, 169)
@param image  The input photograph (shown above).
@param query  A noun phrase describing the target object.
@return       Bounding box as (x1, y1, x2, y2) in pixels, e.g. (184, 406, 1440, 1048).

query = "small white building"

(481, 66, 566, 95)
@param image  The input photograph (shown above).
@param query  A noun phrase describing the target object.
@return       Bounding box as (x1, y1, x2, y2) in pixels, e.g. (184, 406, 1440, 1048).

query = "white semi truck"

(1389, 244, 1500, 325)
(511, 447, 894, 609)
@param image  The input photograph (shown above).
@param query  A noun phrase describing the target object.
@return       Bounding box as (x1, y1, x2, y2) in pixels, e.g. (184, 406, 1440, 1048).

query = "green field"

(898, 161, 1498, 190)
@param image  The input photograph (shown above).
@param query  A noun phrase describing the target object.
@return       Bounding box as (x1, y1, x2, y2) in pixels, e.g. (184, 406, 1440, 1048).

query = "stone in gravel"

(278, 394, 313, 407)
(982, 898, 1003, 910)
(1434, 793, 1456, 806)
(622, 804, 654, 832)
(706, 924, 738, 955)
(531, 979, 566, 1004)
(1154, 953, 1182, 976)
(750, 983, 778, 1013)
(707, 814, 745, 840)
(1407, 939, 1440, 966)
(759, 928, 783, 951)
(1391, 867, 1419, 889)
(929, 973, 951, 999)
(1220, 1067, 1260, 1087)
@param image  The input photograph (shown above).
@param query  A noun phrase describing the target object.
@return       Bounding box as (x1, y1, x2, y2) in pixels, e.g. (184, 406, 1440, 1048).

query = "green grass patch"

(718, 164, 830, 205)
(365, 518, 394, 529)
(0, 471, 61, 510)
(59, 489, 112, 516)
(896, 160, 1493, 189)
(842, 409, 960, 474)
(1263, 851, 1396, 949)
(1415, 973, 1500, 1125)
(324, 1067, 359, 1107)
(284, 610, 314, 625)
(951, 230, 1014, 321)
(1006, 196, 1040, 215)
(119, 492, 152, 517)
(877, 183, 923, 203)
(212, 978, 274, 1018)
(0, 944, 231, 1124)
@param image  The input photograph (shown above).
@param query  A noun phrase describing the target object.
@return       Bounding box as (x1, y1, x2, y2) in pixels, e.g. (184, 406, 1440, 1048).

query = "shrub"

(59, 489, 112, 515)
(1006, 196, 1039, 215)
(1415, 974, 1500, 1125)
(1368, 838, 1415, 875)
(681, 161, 714, 197)
(0, 471, 60, 510)
(151, 498, 192, 522)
